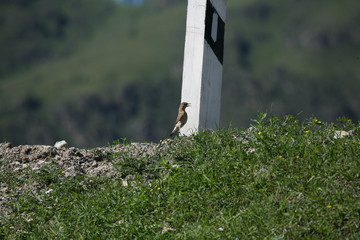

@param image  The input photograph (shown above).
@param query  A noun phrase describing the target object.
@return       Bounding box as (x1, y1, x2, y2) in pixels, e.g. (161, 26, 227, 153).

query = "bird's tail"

(170, 126, 179, 137)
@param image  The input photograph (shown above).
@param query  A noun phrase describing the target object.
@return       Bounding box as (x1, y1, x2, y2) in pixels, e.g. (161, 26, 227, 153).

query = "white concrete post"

(180, 0, 226, 135)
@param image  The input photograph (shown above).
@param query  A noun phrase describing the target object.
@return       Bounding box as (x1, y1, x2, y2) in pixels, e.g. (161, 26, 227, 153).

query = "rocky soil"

(0, 140, 175, 215)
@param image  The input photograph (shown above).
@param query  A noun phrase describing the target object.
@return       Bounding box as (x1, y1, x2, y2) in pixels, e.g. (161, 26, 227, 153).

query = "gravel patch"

(0, 139, 178, 215)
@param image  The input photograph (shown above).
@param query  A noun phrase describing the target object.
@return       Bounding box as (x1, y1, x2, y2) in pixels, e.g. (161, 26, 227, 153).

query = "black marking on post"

(205, 0, 225, 64)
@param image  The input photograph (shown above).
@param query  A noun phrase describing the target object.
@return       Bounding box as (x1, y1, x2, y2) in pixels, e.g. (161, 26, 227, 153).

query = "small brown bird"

(170, 102, 190, 137)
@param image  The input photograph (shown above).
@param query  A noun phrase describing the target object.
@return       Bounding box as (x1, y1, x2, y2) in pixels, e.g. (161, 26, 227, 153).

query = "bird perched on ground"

(170, 102, 190, 137)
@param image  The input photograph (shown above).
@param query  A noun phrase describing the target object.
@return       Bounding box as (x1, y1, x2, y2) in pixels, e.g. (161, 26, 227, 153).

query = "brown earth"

(0, 140, 174, 215)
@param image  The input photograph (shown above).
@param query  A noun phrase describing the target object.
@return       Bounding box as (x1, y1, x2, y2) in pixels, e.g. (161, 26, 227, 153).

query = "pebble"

(333, 130, 355, 139)
(54, 140, 68, 149)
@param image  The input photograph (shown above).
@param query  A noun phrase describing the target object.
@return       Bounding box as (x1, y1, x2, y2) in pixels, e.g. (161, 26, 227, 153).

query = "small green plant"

(109, 137, 131, 147)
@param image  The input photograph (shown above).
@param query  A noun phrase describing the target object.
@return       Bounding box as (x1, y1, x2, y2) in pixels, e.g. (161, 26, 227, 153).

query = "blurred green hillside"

(0, 0, 359, 147)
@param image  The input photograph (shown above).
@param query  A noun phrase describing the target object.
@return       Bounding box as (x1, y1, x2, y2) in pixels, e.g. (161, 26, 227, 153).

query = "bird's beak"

(188, 103, 191, 107)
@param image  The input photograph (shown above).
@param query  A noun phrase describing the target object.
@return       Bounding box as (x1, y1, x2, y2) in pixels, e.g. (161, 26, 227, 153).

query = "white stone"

(334, 130, 354, 139)
(54, 140, 68, 149)
(45, 189, 54, 194)
(122, 180, 128, 187)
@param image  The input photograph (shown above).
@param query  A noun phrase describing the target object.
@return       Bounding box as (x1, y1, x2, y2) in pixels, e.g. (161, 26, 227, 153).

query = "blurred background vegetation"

(0, 0, 359, 147)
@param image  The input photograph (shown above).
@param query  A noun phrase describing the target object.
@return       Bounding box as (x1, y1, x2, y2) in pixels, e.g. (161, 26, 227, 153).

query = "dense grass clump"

(1, 115, 360, 239)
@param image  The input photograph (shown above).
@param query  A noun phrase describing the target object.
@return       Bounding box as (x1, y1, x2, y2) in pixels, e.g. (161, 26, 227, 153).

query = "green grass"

(1, 114, 360, 239)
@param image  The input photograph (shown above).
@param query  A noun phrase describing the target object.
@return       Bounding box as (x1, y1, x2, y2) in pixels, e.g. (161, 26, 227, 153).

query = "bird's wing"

(179, 112, 187, 127)
(174, 111, 184, 124)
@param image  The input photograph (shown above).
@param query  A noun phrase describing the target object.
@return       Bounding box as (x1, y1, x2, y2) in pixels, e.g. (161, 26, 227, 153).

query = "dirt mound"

(0, 142, 161, 177)
(0, 140, 170, 215)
